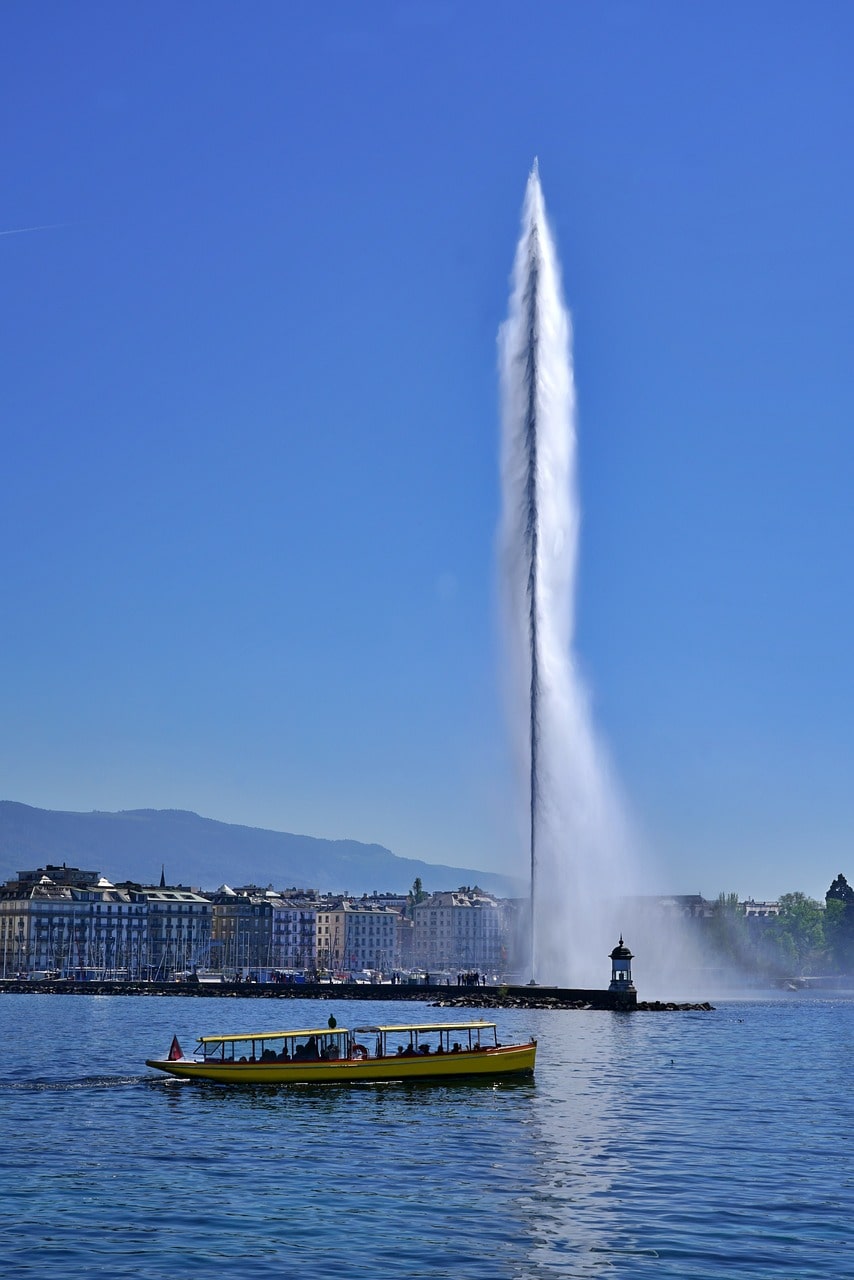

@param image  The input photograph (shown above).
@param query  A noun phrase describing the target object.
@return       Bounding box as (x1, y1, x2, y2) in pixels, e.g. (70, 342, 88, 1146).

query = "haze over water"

(499, 166, 634, 986)
(3, 993, 853, 1278)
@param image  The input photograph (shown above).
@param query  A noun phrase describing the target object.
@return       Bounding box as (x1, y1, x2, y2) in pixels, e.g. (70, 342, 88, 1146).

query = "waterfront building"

(268, 889, 319, 972)
(208, 885, 274, 975)
(341, 901, 400, 975)
(316, 898, 346, 973)
(395, 911, 414, 969)
(0, 866, 147, 979)
(625, 894, 714, 920)
(351, 890, 408, 912)
(413, 887, 504, 974)
(742, 899, 780, 919)
(126, 884, 212, 980)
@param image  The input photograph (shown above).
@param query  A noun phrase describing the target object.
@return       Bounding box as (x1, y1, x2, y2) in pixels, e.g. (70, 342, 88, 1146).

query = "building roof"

(132, 888, 211, 904)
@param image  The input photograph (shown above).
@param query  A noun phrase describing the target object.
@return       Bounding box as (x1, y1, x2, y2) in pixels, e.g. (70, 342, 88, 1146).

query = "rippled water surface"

(1, 994, 853, 1277)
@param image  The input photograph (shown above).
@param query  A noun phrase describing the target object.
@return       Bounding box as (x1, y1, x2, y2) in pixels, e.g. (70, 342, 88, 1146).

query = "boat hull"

(145, 1043, 536, 1084)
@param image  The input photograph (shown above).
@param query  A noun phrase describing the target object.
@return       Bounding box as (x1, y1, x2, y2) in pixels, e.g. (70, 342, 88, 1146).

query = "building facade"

(316, 900, 346, 973)
(127, 885, 212, 979)
(269, 890, 319, 972)
(342, 902, 400, 975)
(0, 866, 147, 979)
(0, 865, 513, 983)
(208, 886, 273, 975)
(413, 887, 504, 974)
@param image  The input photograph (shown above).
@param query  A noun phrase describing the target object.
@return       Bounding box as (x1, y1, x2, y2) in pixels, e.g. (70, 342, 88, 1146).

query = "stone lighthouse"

(609, 937, 636, 1009)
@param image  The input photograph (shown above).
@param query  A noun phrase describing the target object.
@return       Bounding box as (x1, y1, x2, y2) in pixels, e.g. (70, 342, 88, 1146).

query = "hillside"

(0, 802, 522, 898)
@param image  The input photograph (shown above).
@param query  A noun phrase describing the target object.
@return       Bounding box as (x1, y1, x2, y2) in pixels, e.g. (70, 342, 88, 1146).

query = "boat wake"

(0, 1073, 155, 1093)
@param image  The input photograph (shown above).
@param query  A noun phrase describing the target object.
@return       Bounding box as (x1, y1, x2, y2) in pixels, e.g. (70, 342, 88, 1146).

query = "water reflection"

(505, 1011, 634, 1274)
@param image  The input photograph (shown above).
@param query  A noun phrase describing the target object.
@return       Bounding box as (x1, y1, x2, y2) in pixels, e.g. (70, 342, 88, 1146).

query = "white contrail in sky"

(0, 223, 68, 238)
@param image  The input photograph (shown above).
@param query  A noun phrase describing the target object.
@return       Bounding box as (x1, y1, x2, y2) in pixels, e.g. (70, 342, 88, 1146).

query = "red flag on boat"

(167, 1035, 183, 1061)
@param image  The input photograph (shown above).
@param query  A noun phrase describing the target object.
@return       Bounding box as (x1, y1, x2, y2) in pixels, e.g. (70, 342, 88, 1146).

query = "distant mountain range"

(0, 802, 523, 898)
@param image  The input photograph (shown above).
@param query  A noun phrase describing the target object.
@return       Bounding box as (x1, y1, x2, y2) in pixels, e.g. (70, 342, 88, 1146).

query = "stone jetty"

(0, 978, 712, 1010)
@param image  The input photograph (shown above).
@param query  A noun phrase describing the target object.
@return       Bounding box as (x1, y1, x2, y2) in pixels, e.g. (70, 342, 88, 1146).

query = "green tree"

(825, 875, 854, 973)
(406, 877, 427, 919)
(769, 892, 826, 975)
(826, 873, 854, 905)
(823, 898, 848, 973)
(707, 892, 749, 967)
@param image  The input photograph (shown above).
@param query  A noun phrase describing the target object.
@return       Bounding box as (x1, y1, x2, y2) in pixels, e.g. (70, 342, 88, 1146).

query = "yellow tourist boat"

(146, 1019, 536, 1084)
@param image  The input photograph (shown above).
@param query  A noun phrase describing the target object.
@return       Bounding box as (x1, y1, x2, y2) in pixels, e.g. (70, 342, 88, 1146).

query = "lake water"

(1, 993, 852, 1278)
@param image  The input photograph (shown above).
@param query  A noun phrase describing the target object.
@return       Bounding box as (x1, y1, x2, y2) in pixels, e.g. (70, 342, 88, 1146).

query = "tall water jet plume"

(499, 162, 633, 987)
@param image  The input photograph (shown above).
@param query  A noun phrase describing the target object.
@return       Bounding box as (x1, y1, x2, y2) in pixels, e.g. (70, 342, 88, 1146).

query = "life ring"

(351, 1044, 368, 1061)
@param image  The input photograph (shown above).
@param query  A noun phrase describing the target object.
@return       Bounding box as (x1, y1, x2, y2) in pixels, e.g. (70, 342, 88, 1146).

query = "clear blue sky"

(2, 2, 852, 901)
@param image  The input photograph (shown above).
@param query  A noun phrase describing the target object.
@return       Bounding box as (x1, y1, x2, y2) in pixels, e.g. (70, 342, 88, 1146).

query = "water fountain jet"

(499, 163, 632, 987)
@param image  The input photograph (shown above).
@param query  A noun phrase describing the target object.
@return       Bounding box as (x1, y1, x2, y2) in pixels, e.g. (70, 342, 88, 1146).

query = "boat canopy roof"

(196, 1028, 348, 1045)
(353, 1021, 497, 1035)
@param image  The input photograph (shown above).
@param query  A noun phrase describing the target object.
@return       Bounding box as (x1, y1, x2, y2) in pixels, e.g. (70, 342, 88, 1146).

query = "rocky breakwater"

(635, 1000, 714, 1012)
(434, 991, 714, 1012)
